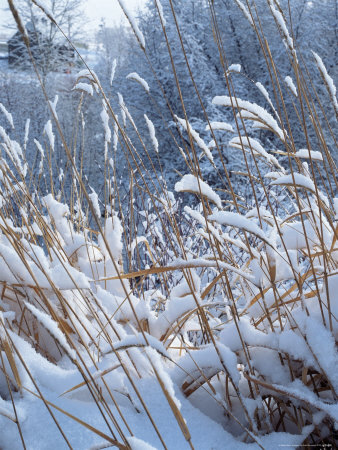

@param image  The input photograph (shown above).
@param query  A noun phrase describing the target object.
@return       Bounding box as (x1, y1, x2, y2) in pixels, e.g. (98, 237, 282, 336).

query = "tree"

(5, 0, 85, 79)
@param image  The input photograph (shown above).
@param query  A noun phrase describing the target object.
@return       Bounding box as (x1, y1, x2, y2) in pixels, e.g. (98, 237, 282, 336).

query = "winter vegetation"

(0, 0, 337, 449)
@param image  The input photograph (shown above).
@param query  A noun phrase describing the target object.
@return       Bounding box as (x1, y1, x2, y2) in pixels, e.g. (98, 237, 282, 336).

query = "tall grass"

(0, 0, 337, 448)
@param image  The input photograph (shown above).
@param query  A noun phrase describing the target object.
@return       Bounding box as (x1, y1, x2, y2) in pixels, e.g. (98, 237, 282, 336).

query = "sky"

(0, 0, 145, 38)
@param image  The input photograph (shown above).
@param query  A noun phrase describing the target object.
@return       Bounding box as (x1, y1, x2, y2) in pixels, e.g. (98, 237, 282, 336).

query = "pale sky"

(0, 0, 145, 37)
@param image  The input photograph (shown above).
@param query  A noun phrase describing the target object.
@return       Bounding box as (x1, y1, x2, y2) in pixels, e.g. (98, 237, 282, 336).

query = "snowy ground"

(0, 368, 312, 450)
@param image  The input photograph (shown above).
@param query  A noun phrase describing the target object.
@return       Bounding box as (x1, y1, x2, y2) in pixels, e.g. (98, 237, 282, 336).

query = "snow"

(255, 82, 278, 118)
(43, 120, 55, 151)
(271, 172, 315, 192)
(24, 118, 30, 150)
(126, 72, 150, 93)
(175, 174, 222, 208)
(228, 64, 241, 73)
(34, 139, 44, 158)
(212, 96, 285, 141)
(259, 378, 338, 422)
(100, 107, 111, 143)
(173, 342, 239, 387)
(43, 193, 70, 239)
(146, 347, 182, 410)
(89, 187, 101, 219)
(0, 398, 16, 422)
(312, 51, 338, 116)
(24, 302, 76, 361)
(98, 215, 123, 261)
(269, 2, 296, 57)
(176, 116, 214, 163)
(112, 332, 169, 359)
(48, 95, 59, 119)
(76, 69, 98, 84)
(294, 149, 323, 161)
(117, 0, 146, 49)
(304, 315, 338, 393)
(167, 257, 254, 283)
(281, 220, 318, 249)
(2, 366, 297, 450)
(144, 114, 159, 153)
(110, 59, 117, 86)
(155, 0, 166, 25)
(150, 294, 197, 340)
(229, 136, 280, 167)
(234, 0, 253, 26)
(118, 93, 127, 127)
(127, 436, 156, 450)
(206, 121, 234, 133)
(73, 82, 94, 96)
(0, 103, 14, 129)
(334, 198, 338, 220)
(285, 76, 298, 96)
(209, 211, 271, 245)
(0, 6, 336, 447)
(34, 139, 45, 174)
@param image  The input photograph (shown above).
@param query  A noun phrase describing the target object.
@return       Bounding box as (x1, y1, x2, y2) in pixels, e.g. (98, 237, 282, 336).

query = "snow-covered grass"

(0, 1, 337, 449)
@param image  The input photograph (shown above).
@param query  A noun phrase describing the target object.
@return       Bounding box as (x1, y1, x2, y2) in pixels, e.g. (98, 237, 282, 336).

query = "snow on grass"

(175, 116, 214, 163)
(312, 51, 338, 117)
(285, 76, 298, 96)
(25, 302, 76, 360)
(229, 136, 280, 167)
(73, 82, 94, 96)
(89, 187, 101, 219)
(212, 95, 285, 141)
(43, 193, 70, 239)
(271, 172, 315, 192)
(117, 0, 146, 49)
(209, 210, 272, 245)
(48, 95, 59, 119)
(34, 139, 45, 173)
(127, 72, 150, 93)
(112, 332, 169, 359)
(280, 220, 318, 249)
(234, 0, 253, 26)
(0, 6, 336, 446)
(150, 294, 197, 339)
(255, 82, 279, 118)
(117, 92, 127, 127)
(173, 342, 240, 386)
(145, 346, 181, 410)
(0, 103, 14, 129)
(43, 120, 55, 151)
(205, 121, 234, 133)
(167, 257, 254, 283)
(144, 114, 159, 153)
(303, 314, 338, 393)
(228, 64, 241, 73)
(0, 402, 16, 422)
(334, 198, 338, 220)
(268, 1, 296, 58)
(294, 149, 323, 161)
(127, 436, 157, 450)
(261, 378, 338, 422)
(110, 58, 117, 86)
(155, 0, 166, 25)
(24, 118, 30, 150)
(100, 107, 111, 143)
(175, 174, 221, 208)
